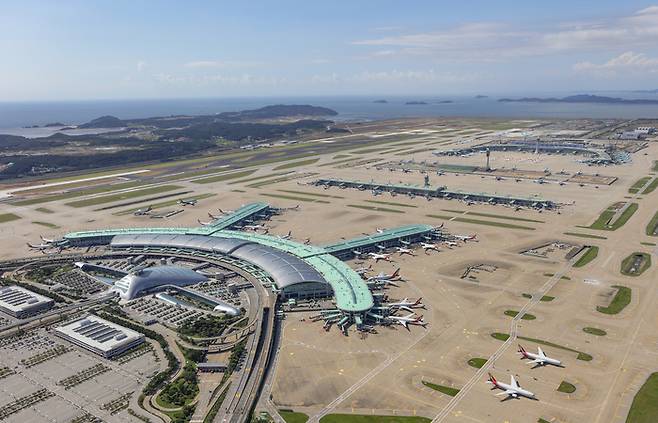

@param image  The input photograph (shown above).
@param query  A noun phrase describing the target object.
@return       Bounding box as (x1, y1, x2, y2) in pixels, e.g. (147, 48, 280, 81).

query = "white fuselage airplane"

(486, 373, 536, 400)
(454, 234, 477, 242)
(388, 298, 424, 312)
(368, 252, 392, 262)
(367, 268, 401, 282)
(396, 246, 416, 256)
(40, 236, 56, 244)
(389, 313, 427, 329)
(421, 242, 440, 253)
(218, 208, 234, 215)
(442, 240, 458, 248)
(244, 224, 267, 231)
(178, 199, 197, 206)
(376, 228, 385, 234)
(208, 212, 221, 220)
(355, 265, 372, 275)
(518, 345, 562, 367)
(134, 206, 152, 216)
(27, 242, 51, 250)
(198, 219, 212, 226)
(278, 231, 292, 240)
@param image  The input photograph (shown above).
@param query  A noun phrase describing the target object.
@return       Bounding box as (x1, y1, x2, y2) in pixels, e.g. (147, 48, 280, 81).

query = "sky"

(2, 0, 658, 101)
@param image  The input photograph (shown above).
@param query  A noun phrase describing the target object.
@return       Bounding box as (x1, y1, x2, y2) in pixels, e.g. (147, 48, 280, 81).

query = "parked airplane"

(376, 227, 385, 234)
(388, 298, 424, 312)
(277, 231, 293, 240)
(27, 242, 52, 251)
(396, 246, 416, 256)
(197, 219, 212, 226)
(454, 234, 477, 242)
(133, 206, 152, 216)
(518, 345, 563, 367)
(420, 242, 440, 253)
(368, 252, 392, 262)
(243, 224, 268, 231)
(39, 235, 56, 244)
(178, 198, 198, 206)
(486, 373, 536, 400)
(218, 208, 234, 215)
(208, 211, 221, 220)
(367, 268, 401, 282)
(443, 240, 458, 248)
(355, 264, 372, 275)
(389, 313, 427, 329)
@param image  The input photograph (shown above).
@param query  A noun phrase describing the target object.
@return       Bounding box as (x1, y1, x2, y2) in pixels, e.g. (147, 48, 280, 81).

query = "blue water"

(1, 93, 657, 132)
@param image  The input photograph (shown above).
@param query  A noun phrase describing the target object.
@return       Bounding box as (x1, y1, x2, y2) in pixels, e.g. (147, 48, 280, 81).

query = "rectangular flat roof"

(0, 285, 54, 313)
(55, 314, 144, 354)
(322, 224, 435, 254)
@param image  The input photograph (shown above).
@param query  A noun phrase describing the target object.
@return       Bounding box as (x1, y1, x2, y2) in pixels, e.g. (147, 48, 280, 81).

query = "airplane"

(178, 198, 198, 206)
(197, 219, 213, 226)
(303, 238, 311, 245)
(355, 264, 372, 275)
(388, 313, 427, 329)
(368, 252, 392, 262)
(486, 373, 536, 400)
(133, 206, 152, 216)
(442, 240, 458, 248)
(420, 242, 440, 253)
(207, 211, 222, 220)
(376, 228, 385, 234)
(396, 246, 416, 256)
(367, 268, 402, 282)
(243, 224, 268, 231)
(518, 345, 563, 367)
(388, 298, 424, 312)
(27, 242, 52, 251)
(454, 234, 477, 242)
(277, 231, 293, 240)
(218, 208, 234, 215)
(39, 235, 56, 244)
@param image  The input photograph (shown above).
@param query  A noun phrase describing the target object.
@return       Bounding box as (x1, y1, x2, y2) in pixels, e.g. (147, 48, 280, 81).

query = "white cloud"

(154, 72, 283, 86)
(136, 61, 147, 72)
(574, 51, 658, 76)
(353, 6, 658, 61)
(183, 60, 261, 69)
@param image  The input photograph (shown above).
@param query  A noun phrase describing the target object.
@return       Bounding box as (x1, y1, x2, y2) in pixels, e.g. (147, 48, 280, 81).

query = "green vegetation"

(65, 185, 182, 208)
(156, 361, 198, 408)
(426, 214, 535, 231)
(542, 273, 571, 280)
(364, 199, 418, 208)
(653, 161, 658, 172)
(645, 211, 658, 236)
(273, 158, 320, 171)
(348, 204, 404, 214)
(35, 207, 54, 214)
(0, 213, 21, 223)
(191, 169, 256, 184)
(261, 193, 330, 203)
(522, 293, 555, 302)
(621, 252, 651, 276)
(504, 310, 536, 320)
(597, 285, 632, 315)
(467, 358, 487, 369)
(320, 415, 431, 423)
(227, 171, 291, 185)
(557, 381, 577, 394)
(563, 231, 607, 240)
(441, 209, 544, 223)
(247, 172, 317, 188)
(538, 419, 551, 423)
(491, 333, 592, 361)
(629, 177, 651, 194)
(625, 372, 658, 423)
(178, 315, 232, 338)
(641, 242, 656, 246)
(277, 189, 344, 199)
(12, 180, 144, 206)
(641, 178, 658, 194)
(573, 246, 599, 268)
(421, 380, 460, 397)
(279, 410, 309, 423)
(32, 221, 60, 229)
(583, 327, 607, 336)
(586, 202, 638, 231)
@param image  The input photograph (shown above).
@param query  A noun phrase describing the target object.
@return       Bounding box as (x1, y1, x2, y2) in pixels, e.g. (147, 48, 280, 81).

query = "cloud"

(352, 6, 658, 61)
(136, 61, 147, 72)
(310, 69, 476, 85)
(574, 51, 658, 76)
(154, 72, 283, 86)
(183, 60, 261, 69)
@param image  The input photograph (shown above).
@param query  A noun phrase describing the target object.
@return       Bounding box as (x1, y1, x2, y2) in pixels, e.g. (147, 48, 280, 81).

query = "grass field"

(573, 246, 599, 268)
(467, 358, 487, 369)
(542, 273, 571, 280)
(348, 204, 405, 214)
(625, 372, 658, 423)
(563, 231, 607, 240)
(583, 327, 607, 336)
(491, 333, 593, 361)
(277, 189, 344, 199)
(35, 207, 54, 214)
(115, 193, 216, 215)
(645, 211, 658, 236)
(191, 169, 257, 184)
(273, 158, 320, 171)
(0, 213, 21, 224)
(279, 410, 309, 423)
(629, 177, 651, 194)
(441, 209, 544, 223)
(427, 214, 535, 230)
(557, 381, 576, 394)
(11, 180, 145, 206)
(597, 285, 631, 315)
(641, 242, 656, 246)
(261, 193, 330, 204)
(641, 178, 658, 194)
(226, 171, 292, 185)
(422, 380, 460, 397)
(32, 221, 60, 229)
(620, 252, 651, 276)
(320, 415, 431, 423)
(522, 293, 555, 302)
(65, 185, 183, 208)
(365, 199, 418, 208)
(586, 202, 638, 231)
(504, 310, 536, 320)
(246, 172, 317, 188)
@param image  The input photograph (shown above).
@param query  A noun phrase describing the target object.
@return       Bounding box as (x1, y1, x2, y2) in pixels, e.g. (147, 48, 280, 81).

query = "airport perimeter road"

(431, 256, 577, 423)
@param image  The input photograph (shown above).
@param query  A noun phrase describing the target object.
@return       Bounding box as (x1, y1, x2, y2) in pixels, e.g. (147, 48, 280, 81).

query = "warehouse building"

(0, 285, 54, 318)
(54, 314, 144, 358)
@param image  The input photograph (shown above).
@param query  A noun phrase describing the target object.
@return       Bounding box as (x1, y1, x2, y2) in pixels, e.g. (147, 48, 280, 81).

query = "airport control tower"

(486, 148, 491, 171)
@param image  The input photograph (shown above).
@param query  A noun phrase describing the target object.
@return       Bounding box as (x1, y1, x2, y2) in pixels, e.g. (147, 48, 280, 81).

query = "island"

(405, 101, 428, 105)
(373, 99, 388, 104)
(498, 94, 658, 105)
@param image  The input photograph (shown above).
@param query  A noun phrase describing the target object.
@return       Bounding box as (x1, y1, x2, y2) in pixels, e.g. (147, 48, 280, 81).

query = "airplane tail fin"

(392, 268, 400, 278)
(414, 297, 422, 306)
(487, 373, 497, 384)
(518, 344, 526, 354)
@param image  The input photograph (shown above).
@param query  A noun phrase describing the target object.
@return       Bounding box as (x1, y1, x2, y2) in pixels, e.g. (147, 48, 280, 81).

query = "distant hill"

(632, 89, 658, 94)
(373, 99, 388, 103)
(405, 101, 428, 105)
(79, 115, 125, 128)
(499, 94, 658, 105)
(475, 95, 488, 99)
(217, 104, 337, 121)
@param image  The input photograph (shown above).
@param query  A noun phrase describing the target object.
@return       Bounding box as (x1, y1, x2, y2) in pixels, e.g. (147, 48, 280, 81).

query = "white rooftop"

(54, 314, 143, 354)
(0, 285, 54, 313)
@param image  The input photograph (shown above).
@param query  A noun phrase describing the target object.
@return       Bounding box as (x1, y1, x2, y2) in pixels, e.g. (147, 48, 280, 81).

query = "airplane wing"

(529, 359, 544, 365)
(510, 375, 519, 389)
(538, 347, 546, 358)
(496, 390, 516, 396)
